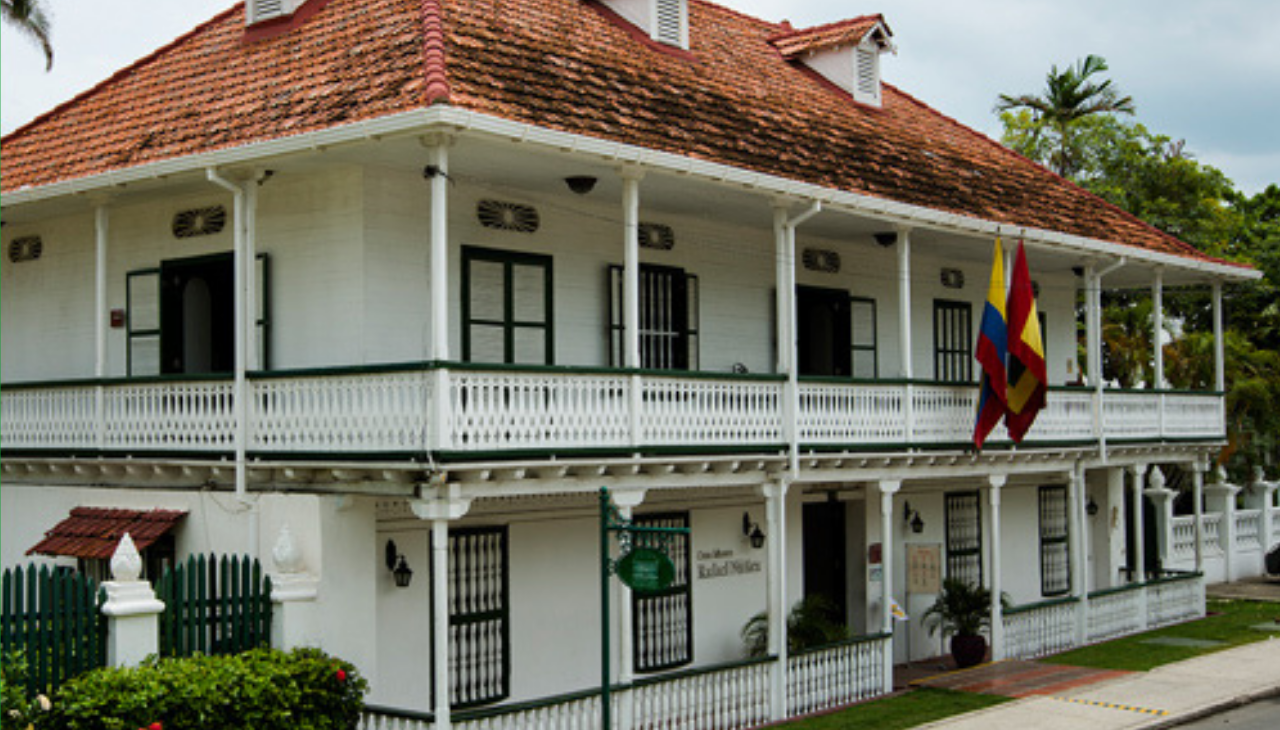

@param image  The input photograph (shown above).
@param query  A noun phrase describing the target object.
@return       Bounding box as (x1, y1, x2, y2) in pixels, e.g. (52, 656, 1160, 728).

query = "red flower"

(150, 723, 163, 730)
(336, 669, 347, 683)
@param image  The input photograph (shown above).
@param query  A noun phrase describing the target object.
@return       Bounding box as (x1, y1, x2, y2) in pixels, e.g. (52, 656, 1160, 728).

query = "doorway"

(797, 285, 851, 377)
(160, 253, 235, 375)
(803, 500, 848, 626)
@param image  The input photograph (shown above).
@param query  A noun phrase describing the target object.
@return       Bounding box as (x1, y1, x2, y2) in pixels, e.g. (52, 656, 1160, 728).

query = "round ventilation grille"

(8, 236, 43, 263)
(477, 200, 540, 233)
(639, 223, 675, 251)
(172, 206, 228, 239)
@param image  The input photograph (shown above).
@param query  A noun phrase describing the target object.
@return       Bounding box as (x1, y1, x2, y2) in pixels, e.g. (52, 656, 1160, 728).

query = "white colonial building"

(2, 0, 1273, 727)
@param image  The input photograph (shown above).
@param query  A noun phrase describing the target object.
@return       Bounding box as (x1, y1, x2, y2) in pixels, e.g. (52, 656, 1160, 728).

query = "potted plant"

(741, 595, 849, 657)
(921, 577, 1006, 669)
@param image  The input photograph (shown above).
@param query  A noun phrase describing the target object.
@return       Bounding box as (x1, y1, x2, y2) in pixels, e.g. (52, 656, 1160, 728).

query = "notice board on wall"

(907, 544, 942, 594)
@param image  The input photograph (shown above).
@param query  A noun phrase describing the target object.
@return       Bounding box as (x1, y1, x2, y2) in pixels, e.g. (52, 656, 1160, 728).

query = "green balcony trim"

(1003, 596, 1080, 617)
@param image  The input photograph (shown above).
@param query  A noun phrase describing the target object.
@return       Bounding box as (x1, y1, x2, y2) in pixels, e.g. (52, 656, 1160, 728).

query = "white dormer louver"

(601, 0, 689, 50)
(771, 16, 894, 108)
(854, 44, 881, 105)
(247, 0, 303, 25)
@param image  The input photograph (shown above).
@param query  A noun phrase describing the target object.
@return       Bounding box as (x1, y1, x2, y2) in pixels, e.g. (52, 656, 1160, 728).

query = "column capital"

(411, 483, 473, 520)
(1129, 463, 1149, 479)
(877, 480, 902, 495)
(759, 479, 790, 500)
(987, 474, 1007, 489)
(610, 488, 648, 510)
(617, 164, 646, 182)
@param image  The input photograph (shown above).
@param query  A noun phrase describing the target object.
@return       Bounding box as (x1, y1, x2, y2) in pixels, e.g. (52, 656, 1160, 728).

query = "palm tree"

(2, 0, 54, 70)
(995, 55, 1135, 178)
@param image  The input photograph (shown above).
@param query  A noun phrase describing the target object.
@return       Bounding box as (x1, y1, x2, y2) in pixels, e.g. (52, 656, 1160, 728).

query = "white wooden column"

(410, 486, 473, 730)
(774, 202, 819, 476)
(763, 479, 789, 721)
(93, 202, 110, 377)
(1152, 269, 1165, 389)
(1212, 281, 1225, 393)
(206, 169, 249, 499)
(1192, 460, 1206, 573)
(878, 480, 900, 683)
(426, 141, 453, 451)
(987, 475, 1005, 659)
(1130, 464, 1149, 629)
(623, 169, 644, 449)
(1068, 464, 1088, 644)
(896, 230, 912, 380)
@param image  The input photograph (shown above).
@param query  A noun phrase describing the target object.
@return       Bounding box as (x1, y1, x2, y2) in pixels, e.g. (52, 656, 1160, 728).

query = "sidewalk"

(916, 637, 1280, 729)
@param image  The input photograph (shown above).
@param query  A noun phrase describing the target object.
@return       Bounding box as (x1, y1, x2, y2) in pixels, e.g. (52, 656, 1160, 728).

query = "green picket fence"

(157, 554, 273, 658)
(1, 564, 108, 695)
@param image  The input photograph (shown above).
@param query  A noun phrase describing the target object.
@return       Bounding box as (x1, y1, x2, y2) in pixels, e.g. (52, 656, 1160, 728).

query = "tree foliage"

(997, 61, 1280, 477)
(1, 0, 54, 70)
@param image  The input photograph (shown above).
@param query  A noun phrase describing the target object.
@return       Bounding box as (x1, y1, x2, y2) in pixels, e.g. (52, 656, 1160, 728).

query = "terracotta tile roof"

(26, 507, 187, 560)
(0, 0, 1230, 267)
(768, 15, 889, 58)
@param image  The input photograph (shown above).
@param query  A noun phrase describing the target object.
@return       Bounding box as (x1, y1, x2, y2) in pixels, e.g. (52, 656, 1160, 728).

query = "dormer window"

(770, 15, 895, 107)
(247, 0, 304, 25)
(601, 0, 689, 50)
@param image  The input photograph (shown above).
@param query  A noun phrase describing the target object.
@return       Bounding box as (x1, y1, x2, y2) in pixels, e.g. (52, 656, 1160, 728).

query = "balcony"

(1, 363, 1225, 460)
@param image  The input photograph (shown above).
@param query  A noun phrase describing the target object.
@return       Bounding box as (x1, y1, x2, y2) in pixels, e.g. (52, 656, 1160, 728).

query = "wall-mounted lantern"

(903, 501, 925, 534)
(385, 539, 413, 589)
(742, 512, 766, 549)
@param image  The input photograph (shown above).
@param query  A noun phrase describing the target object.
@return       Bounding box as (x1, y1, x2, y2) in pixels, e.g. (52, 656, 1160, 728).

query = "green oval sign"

(615, 547, 676, 594)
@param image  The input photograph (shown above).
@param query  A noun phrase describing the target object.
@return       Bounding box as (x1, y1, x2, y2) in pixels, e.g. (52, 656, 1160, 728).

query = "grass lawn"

(1045, 598, 1280, 672)
(774, 688, 1011, 729)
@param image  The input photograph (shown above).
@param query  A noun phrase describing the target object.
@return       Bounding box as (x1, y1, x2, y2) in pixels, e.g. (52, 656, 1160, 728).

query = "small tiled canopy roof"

(26, 508, 187, 560)
(0, 0, 1238, 268)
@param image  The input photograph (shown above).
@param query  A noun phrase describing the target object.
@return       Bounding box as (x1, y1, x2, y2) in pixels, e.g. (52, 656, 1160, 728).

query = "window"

(933, 300, 972, 382)
(608, 265, 700, 370)
(447, 526, 510, 708)
(851, 297, 878, 379)
(126, 254, 270, 376)
(1039, 485, 1071, 596)
(945, 491, 982, 586)
(632, 512, 692, 672)
(462, 247, 554, 365)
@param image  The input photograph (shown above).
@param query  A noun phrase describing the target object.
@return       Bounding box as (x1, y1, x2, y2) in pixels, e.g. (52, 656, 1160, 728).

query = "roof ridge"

(423, 0, 451, 104)
(1, 3, 243, 146)
(765, 13, 883, 42)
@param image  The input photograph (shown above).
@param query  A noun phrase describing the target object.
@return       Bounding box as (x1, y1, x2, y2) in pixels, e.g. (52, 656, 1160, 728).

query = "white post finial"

(110, 533, 144, 582)
(1150, 466, 1166, 491)
(272, 524, 304, 575)
(1216, 464, 1228, 485)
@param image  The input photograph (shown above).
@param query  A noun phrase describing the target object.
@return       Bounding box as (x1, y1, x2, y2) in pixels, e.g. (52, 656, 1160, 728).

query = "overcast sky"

(3, 0, 1277, 194)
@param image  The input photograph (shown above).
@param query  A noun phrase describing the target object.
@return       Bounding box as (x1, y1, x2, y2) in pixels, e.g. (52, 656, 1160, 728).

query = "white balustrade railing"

(1, 368, 1227, 457)
(103, 379, 235, 451)
(1202, 513, 1224, 556)
(450, 370, 631, 451)
(1002, 598, 1079, 661)
(1087, 585, 1145, 643)
(1235, 509, 1262, 551)
(797, 382, 906, 444)
(457, 692, 601, 730)
(1147, 573, 1206, 628)
(641, 377, 783, 448)
(1172, 516, 1196, 560)
(1, 382, 100, 450)
(632, 658, 773, 730)
(787, 634, 891, 716)
(252, 370, 432, 453)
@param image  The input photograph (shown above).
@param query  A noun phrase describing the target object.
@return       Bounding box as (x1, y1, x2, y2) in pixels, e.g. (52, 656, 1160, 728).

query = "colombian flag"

(973, 240, 1008, 450)
(1005, 241, 1047, 442)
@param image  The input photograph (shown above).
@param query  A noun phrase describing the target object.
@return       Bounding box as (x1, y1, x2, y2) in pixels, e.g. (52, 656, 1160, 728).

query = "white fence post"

(102, 534, 165, 667)
(1205, 466, 1240, 582)
(268, 524, 320, 650)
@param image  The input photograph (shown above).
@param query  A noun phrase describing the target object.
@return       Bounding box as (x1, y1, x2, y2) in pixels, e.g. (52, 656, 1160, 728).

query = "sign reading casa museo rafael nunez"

(696, 548, 762, 580)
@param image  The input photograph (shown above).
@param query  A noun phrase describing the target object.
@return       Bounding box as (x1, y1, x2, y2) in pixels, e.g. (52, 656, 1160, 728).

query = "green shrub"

(41, 648, 366, 730)
(2, 653, 53, 730)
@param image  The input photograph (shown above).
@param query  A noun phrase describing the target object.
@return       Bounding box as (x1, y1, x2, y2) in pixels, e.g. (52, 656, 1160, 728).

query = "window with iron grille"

(447, 526, 510, 708)
(1039, 485, 1071, 596)
(608, 265, 700, 370)
(945, 491, 982, 586)
(463, 246, 554, 365)
(933, 300, 973, 382)
(632, 512, 692, 673)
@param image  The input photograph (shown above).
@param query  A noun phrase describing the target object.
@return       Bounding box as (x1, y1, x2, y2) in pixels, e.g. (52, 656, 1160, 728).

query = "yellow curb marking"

(1048, 696, 1169, 716)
